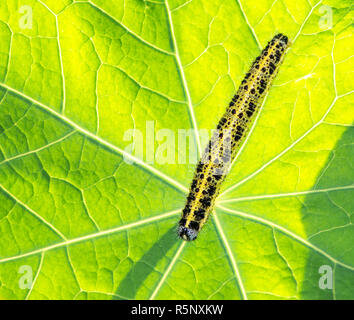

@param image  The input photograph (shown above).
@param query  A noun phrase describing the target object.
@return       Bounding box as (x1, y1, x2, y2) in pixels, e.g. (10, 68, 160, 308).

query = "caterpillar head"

(178, 225, 198, 241)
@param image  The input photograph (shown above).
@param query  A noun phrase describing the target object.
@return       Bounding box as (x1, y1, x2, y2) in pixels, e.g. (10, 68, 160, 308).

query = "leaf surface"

(0, 0, 353, 299)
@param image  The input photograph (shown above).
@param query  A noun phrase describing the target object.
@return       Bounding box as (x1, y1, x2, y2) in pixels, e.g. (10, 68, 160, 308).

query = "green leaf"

(0, 0, 353, 300)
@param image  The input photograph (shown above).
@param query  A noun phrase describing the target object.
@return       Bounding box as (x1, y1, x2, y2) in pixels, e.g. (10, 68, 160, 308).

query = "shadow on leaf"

(114, 226, 179, 299)
(302, 125, 354, 299)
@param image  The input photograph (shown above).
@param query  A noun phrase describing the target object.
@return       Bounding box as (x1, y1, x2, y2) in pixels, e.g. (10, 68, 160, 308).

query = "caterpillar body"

(178, 33, 290, 241)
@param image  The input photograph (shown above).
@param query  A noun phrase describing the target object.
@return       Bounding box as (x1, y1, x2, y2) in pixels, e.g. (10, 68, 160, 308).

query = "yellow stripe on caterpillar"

(178, 33, 290, 241)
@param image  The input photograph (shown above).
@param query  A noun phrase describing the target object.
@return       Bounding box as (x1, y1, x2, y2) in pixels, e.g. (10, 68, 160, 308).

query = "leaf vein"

(217, 205, 354, 271)
(0, 82, 188, 194)
(0, 208, 181, 264)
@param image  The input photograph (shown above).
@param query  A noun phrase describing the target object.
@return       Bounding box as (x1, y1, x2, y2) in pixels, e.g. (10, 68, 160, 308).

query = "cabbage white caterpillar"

(178, 33, 290, 241)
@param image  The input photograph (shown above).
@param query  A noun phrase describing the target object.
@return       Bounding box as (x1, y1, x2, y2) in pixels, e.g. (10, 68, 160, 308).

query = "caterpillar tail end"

(178, 225, 198, 241)
(274, 33, 291, 47)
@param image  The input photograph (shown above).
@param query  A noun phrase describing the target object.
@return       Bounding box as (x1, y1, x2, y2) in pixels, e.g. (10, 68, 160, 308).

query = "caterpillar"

(178, 33, 290, 241)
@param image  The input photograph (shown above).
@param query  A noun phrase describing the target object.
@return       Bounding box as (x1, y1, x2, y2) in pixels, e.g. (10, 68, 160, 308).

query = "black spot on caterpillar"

(178, 33, 290, 241)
